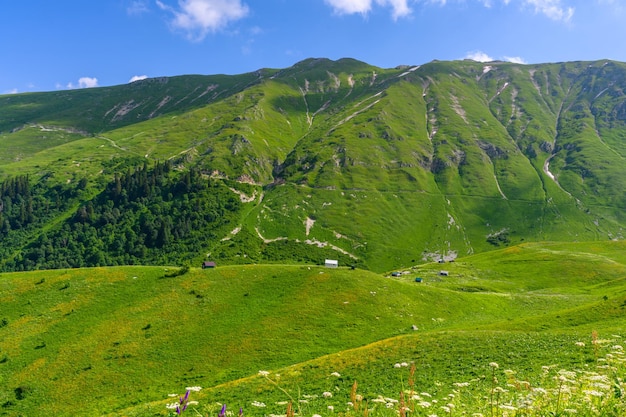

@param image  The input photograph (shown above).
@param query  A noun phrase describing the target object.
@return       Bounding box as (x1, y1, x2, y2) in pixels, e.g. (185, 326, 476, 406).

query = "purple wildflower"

(177, 390, 191, 415)
(219, 403, 227, 417)
(239, 407, 244, 417)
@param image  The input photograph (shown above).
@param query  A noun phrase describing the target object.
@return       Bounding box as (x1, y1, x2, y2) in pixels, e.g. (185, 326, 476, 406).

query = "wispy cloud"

(464, 51, 528, 64)
(324, 0, 412, 19)
(503, 55, 527, 64)
(66, 77, 99, 89)
(322, 0, 575, 22)
(156, 0, 249, 41)
(465, 51, 494, 62)
(522, 0, 574, 22)
(3, 88, 19, 95)
(129, 75, 149, 82)
(127, 0, 150, 15)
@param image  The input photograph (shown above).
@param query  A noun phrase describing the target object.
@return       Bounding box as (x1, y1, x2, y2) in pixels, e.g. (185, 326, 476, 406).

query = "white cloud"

(522, 0, 574, 22)
(129, 75, 149, 82)
(3, 88, 19, 95)
(504, 56, 527, 64)
(324, 0, 412, 19)
(323, 0, 576, 22)
(66, 77, 99, 89)
(157, 0, 249, 41)
(464, 52, 528, 64)
(465, 51, 494, 62)
(325, 0, 372, 15)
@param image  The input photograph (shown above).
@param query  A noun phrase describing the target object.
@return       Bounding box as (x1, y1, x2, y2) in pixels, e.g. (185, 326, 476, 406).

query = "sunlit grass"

(160, 336, 625, 417)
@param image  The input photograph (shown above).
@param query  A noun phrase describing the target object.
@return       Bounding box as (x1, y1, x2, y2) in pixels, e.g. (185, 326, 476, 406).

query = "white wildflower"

(327, 405, 334, 411)
(330, 372, 341, 377)
(322, 391, 333, 398)
(575, 341, 585, 347)
(186, 386, 202, 392)
(258, 370, 270, 376)
(418, 401, 432, 408)
(586, 374, 610, 382)
(584, 389, 604, 397)
(558, 370, 577, 380)
(385, 402, 395, 408)
(499, 404, 517, 411)
(489, 362, 499, 369)
(166, 402, 179, 410)
(590, 382, 611, 390)
(394, 363, 402, 368)
(251, 401, 266, 407)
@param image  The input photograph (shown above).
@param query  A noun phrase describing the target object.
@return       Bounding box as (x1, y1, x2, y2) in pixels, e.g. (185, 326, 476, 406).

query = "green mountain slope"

(1, 58, 626, 272)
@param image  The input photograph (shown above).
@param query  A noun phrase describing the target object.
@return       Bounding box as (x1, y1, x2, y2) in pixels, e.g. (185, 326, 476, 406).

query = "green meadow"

(1, 241, 624, 416)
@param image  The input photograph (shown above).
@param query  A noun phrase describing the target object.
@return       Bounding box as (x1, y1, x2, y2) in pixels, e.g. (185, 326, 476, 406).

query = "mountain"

(1, 58, 626, 272)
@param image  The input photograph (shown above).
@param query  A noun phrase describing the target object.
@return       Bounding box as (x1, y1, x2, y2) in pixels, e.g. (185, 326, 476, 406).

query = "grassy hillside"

(1, 241, 625, 415)
(1, 58, 626, 272)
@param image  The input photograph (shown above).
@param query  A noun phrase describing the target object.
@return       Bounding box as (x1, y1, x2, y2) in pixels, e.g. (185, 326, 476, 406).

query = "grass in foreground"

(159, 334, 625, 417)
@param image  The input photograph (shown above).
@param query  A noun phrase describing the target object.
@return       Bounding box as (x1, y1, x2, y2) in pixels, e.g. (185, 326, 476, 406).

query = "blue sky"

(2, 0, 625, 94)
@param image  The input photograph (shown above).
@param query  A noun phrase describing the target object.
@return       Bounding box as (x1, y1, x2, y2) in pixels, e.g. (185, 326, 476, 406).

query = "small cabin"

(325, 259, 338, 268)
(415, 277, 423, 283)
(391, 272, 402, 277)
(439, 270, 449, 276)
(202, 261, 216, 269)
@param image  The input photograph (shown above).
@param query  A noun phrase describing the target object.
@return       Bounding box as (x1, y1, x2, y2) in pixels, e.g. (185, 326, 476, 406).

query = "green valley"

(1, 58, 626, 415)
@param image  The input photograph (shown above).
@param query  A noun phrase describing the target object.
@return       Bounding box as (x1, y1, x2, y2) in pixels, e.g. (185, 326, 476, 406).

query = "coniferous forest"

(0, 162, 242, 270)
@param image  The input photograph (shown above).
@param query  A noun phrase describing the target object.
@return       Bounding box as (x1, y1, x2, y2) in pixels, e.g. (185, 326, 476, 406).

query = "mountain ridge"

(1, 58, 625, 272)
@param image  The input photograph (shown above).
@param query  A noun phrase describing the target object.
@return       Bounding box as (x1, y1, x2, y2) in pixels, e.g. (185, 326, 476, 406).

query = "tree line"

(1, 161, 242, 271)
